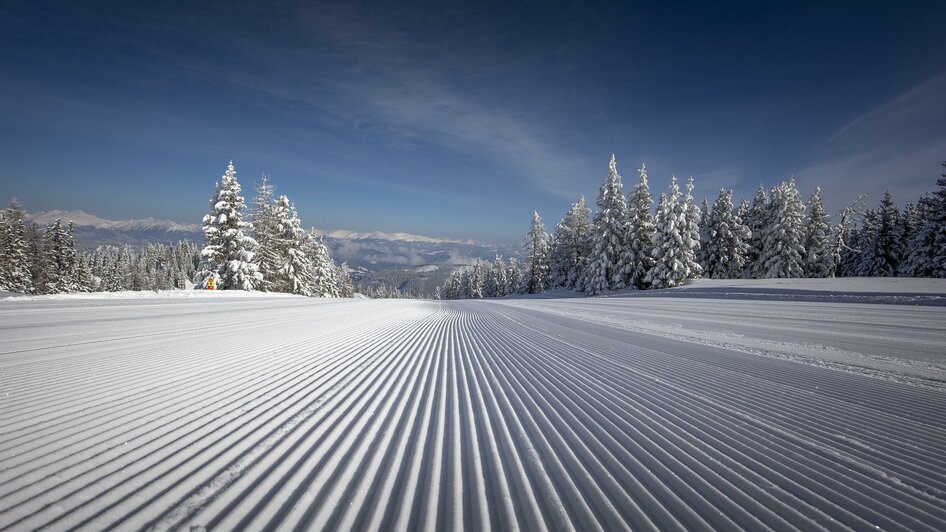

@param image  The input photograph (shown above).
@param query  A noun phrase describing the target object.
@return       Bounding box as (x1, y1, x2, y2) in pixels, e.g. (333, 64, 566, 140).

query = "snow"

(26, 209, 200, 233)
(1, 279, 945, 530)
(310, 228, 477, 245)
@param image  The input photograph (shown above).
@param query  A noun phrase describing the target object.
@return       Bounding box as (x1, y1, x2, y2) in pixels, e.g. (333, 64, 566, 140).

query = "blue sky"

(1, 1, 945, 243)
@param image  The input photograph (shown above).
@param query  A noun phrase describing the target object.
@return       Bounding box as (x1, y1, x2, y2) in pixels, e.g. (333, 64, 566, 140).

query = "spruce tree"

(198, 161, 262, 290)
(550, 197, 593, 290)
(583, 154, 629, 294)
(703, 189, 751, 279)
(306, 233, 339, 297)
(492, 255, 508, 297)
(697, 198, 712, 271)
(271, 196, 312, 295)
(681, 177, 703, 280)
(506, 257, 524, 294)
(0, 199, 33, 293)
(803, 187, 834, 277)
(759, 180, 807, 278)
(466, 261, 484, 298)
(447, 269, 464, 299)
(523, 211, 550, 294)
(28, 223, 54, 294)
(647, 177, 689, 289)
(251, 175, 280, 291)
(621, 163, 657, 289)
(903, 163, 946, 277)
(335, 262, 355, 297)
(744, 186, 770, 278)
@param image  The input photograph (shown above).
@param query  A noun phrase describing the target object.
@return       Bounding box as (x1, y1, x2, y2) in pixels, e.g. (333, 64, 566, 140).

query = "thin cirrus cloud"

(795, 72, 946, 212)
(209, 7, 593, 201)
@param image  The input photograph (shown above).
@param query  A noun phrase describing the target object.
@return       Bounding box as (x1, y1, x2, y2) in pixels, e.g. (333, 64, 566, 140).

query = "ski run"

(1, 280, 946, 531)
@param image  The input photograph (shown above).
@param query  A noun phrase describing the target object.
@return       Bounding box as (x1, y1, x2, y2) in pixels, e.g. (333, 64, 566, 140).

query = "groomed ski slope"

(1, 281, 945, 531)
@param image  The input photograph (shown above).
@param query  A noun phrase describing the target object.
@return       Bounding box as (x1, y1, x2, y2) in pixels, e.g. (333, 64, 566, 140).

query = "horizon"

(2, 1, 945, 243)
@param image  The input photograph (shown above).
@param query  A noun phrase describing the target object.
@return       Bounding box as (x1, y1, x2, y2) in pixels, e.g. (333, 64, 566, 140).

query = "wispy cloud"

(795, 72, 946, 212)
(202, 6, 592, 200)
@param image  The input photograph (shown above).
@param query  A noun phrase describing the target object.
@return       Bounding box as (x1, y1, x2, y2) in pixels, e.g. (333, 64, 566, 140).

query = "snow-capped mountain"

(26, 210, 200, 233)
(310, 228, 478, 245)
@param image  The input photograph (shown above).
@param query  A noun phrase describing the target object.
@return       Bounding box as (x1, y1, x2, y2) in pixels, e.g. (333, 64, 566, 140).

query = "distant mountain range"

(26, 209, 517, 271)
(26, 209, 200, 233)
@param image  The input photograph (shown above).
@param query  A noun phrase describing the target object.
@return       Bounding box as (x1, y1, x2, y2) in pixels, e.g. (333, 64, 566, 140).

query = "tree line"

(0, 200, 200, 294)
(195, 161, 354, 297)
(441, 157, 946, 299)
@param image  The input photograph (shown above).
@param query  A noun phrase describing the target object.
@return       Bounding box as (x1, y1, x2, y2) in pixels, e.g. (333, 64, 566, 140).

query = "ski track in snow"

(1, 293, 945, 531)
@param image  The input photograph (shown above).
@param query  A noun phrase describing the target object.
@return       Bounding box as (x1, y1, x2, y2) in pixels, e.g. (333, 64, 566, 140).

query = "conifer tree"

(759, 180, 807, 278)
(198, 161, 262, 290)
(251, 175, 280, 291)
(647, 177, 689, 288)
(681, 177, 703, 280)
(523, 211, 551, 294)
(447, 269, 464, 299)
(621, 163, 657, 289)
(27, 223, 54, 294)
(803, 187, 834, 277)
(697, 198, 712, 270)
(506, 257, 524, 294)
(270, 196, 312, 295)
(335, 262, 355, 297)
(0, 199, 33, 293)
(550, 197, 593, 289)
(583, 154, 629, 294)
(703, 189, 751, 279)
(466, 261, 484, 298)
(744, 185, 770, 278)
(306, 233, 338, 297)
(492, 255, 508, 297)
(899, 201, 921, 276)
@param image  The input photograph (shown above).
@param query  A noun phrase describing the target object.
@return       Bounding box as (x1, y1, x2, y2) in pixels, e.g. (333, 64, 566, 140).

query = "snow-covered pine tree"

(550, 196, 593, 290)
(902, 194, 935, 276)
(583, 154, 629, 294)
(250, 175, 280, 291)
(647, 177, 688, 289)
(506, 257, 524, 294)
(744, 186, 770, 278)
(697, 198, 712, 271)
(62, 221, 83, 292)
(446, 269, 464, 299)
(523, 211, 550, 294)
(481, 259, 498, 297)
(853, 210, 880, 276)
(0, 199, 33, 293)
(866, 190, 901, 277)
(681, 177, 703, 280)
(736, 198, 750, 223)
(803, 187, 834, 277)
(306, 232, 338, 297)
(703, 189, 751, 279)
(492, 255, 508, 297)
(620, 163, 657, 289)
(270, 196, 312, 295)
(466, 261, 484, 298)
(198, 161, 262, 290)
(899, 201, 920, 276)
(759, 179, 807, 278)
(26, 223, 53, 294)
(905, 183, 946, 277)
(335, 262, 355, 297)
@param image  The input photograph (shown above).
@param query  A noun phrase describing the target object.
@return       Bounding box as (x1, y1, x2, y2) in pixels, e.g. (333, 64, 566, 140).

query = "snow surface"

(1, 281, 945, 530)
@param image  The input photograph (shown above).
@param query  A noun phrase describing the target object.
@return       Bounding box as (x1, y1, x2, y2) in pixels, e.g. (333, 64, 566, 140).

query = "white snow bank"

(675, 277, 946, 294)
